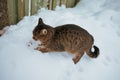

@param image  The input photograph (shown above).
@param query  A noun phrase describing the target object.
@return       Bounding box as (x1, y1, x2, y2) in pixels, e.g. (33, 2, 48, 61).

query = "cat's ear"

(38, 18, 44, 24)
(40, 29, 47, 35)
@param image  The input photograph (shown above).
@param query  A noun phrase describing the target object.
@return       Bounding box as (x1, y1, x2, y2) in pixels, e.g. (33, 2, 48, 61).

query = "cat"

(32, 18, 99, 64)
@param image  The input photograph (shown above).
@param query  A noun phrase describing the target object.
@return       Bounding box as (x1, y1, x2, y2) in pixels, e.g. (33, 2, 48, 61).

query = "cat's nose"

(33, 36, 37, 41)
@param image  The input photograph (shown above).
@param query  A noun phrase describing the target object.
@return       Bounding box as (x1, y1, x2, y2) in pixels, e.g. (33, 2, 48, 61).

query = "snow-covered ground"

(0, 0, 120, 80)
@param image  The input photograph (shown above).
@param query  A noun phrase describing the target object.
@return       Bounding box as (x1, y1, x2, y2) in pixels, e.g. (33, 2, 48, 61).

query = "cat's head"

(32, 18, 54, 42)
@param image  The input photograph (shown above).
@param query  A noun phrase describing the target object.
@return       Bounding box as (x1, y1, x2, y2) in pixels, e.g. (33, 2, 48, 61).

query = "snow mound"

(0, 0, 120, 80)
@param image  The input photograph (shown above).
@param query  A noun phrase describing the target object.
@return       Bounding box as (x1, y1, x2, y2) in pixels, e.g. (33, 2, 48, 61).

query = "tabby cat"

(32, 18, 99, 64)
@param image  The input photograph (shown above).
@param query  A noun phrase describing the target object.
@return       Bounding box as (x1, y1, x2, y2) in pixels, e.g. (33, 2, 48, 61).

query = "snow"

(0, 0, 120, 80)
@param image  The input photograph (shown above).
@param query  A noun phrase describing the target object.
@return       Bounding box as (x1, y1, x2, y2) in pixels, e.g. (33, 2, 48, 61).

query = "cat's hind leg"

(72, 51, 84, 64)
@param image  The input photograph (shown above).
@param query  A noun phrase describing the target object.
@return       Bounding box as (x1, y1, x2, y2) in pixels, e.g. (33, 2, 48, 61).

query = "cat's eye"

(40, 29, 47, 35)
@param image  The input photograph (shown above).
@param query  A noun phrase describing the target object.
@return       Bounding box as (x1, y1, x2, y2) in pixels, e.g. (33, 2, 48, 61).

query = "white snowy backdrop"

(0, 0, 120, 80)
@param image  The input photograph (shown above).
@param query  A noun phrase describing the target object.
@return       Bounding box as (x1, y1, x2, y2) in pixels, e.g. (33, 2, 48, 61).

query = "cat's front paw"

(35, 47, 48, 53)
(34, 47, 40, 50)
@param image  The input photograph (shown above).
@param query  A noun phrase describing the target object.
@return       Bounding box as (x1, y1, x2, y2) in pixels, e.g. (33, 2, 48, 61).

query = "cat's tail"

(86, 45, 99, 58)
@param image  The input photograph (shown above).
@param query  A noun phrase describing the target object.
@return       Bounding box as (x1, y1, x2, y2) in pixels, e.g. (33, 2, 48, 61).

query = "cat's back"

(53, 24, 93, 52)
(53, 24, 93, 43)
(54, 24, 90, 35)
(55, 24, 83, 30)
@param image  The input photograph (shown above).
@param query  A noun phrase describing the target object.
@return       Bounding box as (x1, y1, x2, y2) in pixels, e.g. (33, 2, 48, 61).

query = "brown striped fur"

(32, 18, 99, 64)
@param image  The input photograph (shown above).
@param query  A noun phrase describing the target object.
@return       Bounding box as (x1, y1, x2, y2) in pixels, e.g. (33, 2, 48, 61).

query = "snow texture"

(0, 0, 120, 80)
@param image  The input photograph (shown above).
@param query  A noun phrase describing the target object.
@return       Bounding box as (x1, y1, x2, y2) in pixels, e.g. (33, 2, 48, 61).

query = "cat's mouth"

(32, 36, 38, 41)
